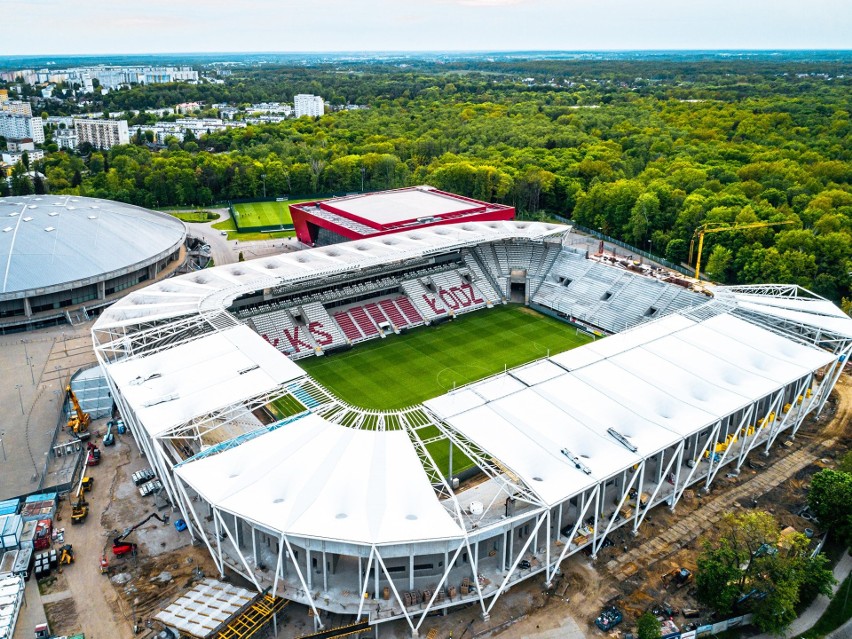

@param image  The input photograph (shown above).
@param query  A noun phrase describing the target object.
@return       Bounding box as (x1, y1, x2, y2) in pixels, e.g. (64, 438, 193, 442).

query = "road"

(183, 208, 305, 267)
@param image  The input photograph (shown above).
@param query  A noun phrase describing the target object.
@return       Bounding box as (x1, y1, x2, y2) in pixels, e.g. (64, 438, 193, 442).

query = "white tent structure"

(92, 223, 852, 636)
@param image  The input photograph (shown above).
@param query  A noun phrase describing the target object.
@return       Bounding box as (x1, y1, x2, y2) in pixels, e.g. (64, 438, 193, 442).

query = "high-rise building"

(0, 114, 44, 143)
(294, 94, 325, 118)
(0, 100, 33, 117)
(73, 119, 129, 149)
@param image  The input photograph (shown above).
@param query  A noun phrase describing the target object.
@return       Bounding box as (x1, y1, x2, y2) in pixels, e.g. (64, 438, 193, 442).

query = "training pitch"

(232, 200, 293, 228)
(300, 304, 594, 410)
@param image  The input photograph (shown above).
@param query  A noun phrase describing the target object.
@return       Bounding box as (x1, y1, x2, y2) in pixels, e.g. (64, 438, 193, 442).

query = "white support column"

(414, 544, 465, 632)
(272, 534, 284, 599)
(282, 535, 324, 628)
(547, 485, 599, 584)
(323, 548, 328, 592)
(374, 549, 416, 634)
(670, 443, 684, 511)
(175, 478, 221, 574)
(631, 461, 645, 534)
(214, 510, 262, 591)
(594, 465, 642, 556)
(816, 342, 852, 416)
(738, 391, 783, 468)
(637, 442, 683, 529)
(252, 527, 257, 567)
(305, 548, 312, 590)
(409, 553, 414, 591)
(706, 406, 754, 488)
(214, 509, 224, 577)
(356, 548, 375, 621)
(485, 513, 546, 615)
(672, 422, 720, 507)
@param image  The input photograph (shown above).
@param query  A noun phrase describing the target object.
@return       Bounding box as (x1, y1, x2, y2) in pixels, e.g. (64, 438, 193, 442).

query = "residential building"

(294, 94, 324, 118)
(2, 149, 45, 165)
(74, 119, 129, 149)
(54, 129, 78, 150)
(6, 138, 35, 152)
(0, 114, 44, 144)
(0, 100, 33, 116)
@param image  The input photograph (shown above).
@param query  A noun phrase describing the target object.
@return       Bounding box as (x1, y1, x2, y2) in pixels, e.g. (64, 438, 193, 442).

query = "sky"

(2, 0, 851, 56)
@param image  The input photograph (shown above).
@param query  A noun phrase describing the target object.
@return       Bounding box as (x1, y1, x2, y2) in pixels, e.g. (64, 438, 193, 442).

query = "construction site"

(0, 216, 851, 639)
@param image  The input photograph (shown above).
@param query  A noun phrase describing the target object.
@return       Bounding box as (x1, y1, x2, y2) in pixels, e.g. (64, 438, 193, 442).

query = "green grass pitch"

(300, 304, 594, 409)
(232, 200, 294, 227)
(271, 304, 595, 476)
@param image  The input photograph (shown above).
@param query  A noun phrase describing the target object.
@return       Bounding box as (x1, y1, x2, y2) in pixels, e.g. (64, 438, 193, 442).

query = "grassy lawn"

(300, 305, 594, 410)
(231, 199, 315, 228)
(168, 210, 220, 223)
(212, 216, 295, 241)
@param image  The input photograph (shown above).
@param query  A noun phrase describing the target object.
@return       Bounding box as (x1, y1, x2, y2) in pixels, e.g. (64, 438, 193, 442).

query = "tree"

(704, 245, 733, 282)
(21, 151, 29, 171)
(665, 238, 689, 265)
(695, 511, 835, 635)
(808, 469, 852, 548)
(637, 612, 661, 639)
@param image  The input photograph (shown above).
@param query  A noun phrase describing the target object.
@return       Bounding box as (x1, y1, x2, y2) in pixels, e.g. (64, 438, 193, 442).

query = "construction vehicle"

(66, 385, 91, 440)
(689, 220, 795, 281)
(71, 474, 90, 524)
(112, 513, 169, 556)
(59, 544, 74, 565)
(103, 422, 115, 447)
(86, 442, 100, 466)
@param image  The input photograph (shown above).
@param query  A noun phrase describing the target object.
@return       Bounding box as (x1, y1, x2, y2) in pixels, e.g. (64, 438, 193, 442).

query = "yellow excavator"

(689, 220, 795, 281)
(71, 475, 92, 524)
(66, 385, 91, 440)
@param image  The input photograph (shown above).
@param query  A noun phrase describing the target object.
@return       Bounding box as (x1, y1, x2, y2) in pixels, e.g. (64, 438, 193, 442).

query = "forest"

(3, 57, 851, 302)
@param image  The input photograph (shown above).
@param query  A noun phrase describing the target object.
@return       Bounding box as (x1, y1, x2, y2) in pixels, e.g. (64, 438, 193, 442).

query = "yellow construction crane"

(66, 384, 91, 440)
(689, 220, 795, 280)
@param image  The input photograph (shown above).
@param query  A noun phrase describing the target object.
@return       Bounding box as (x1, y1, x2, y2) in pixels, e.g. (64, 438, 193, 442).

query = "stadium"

(0, 194, 186, 334)
(92, 218, 852, 636)
(289, 185, 515, 246)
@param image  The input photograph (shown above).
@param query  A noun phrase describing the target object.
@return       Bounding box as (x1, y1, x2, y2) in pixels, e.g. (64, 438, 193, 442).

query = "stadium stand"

(531, 249, 700, 333)
(241, 236, 703, 359)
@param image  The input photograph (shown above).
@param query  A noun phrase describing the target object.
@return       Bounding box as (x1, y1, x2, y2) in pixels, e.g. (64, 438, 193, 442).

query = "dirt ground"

(484, 374, 852, 639)
(29, 417, 216, 639)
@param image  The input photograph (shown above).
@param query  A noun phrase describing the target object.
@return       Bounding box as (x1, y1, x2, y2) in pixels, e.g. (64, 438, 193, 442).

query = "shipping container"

(0, 515, 22, 551)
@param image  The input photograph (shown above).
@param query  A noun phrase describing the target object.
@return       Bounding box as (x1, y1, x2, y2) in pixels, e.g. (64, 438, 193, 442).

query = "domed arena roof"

(0, 195, 186, 297)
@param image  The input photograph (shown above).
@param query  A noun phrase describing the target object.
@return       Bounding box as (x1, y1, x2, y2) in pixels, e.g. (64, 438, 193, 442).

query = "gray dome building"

(0, 195, 186, 333)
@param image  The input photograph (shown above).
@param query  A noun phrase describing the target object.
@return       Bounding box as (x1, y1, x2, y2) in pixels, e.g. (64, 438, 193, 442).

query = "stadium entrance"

(509, 268, 527, 303)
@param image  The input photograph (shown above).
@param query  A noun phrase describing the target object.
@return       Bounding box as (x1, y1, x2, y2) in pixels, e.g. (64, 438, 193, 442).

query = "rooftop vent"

(560, 447, 592, 475)
(2, 227, 12, 233)
(607, 428, 638, 453)
(48, 212, 59, 217)
(88, 215, 97, 220)
(44, 227, 55, 232)
(22, 217, 33, 222)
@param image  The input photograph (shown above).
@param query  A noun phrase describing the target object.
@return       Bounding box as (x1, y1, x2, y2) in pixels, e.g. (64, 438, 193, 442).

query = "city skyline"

(2, 0, 851, 56)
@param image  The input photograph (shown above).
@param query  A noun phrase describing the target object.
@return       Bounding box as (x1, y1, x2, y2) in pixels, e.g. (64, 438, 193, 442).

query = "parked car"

(594, 606, 623, 631)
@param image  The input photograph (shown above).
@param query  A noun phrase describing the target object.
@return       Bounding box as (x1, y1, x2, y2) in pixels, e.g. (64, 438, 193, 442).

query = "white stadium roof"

(176, 413, 464, 545)
(94, 222, 852, 549)
(109, 325, 305, 438)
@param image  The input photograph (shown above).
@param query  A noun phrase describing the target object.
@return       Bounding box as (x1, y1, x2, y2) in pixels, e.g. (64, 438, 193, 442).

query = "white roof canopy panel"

(611, 348, 753, 417)
(108, 326, 305, 437)
(734, 293, 850, 319)
(550, 313, 696, 371)
(572, 360, 719, 438)
(177, 414, 464, 545)
(445, 405, 599, 505)
(534, 375, 681, 457)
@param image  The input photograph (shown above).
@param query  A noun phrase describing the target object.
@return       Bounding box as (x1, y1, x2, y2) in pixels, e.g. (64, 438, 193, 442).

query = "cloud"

(448, 0, 529, 6)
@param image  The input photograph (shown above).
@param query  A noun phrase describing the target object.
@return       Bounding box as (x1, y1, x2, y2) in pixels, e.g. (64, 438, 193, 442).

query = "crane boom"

(690, 220, 794, 280)
(66, 385, 91, 438)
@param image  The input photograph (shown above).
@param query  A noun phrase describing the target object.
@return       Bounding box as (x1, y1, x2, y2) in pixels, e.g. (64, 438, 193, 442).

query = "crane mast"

(689, 220, 794, 281)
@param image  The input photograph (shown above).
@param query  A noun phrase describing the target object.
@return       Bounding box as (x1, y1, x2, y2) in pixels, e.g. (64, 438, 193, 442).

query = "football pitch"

(299, 304, 595, 410)
(232, 200, 294, 228)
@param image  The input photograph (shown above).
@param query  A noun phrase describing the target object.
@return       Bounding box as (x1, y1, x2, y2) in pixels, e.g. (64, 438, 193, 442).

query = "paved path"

(749, 550, 852, 639)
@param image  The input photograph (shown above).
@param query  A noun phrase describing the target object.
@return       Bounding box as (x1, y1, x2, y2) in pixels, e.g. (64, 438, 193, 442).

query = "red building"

(290, 186, 515, 246)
